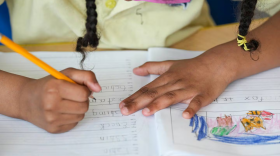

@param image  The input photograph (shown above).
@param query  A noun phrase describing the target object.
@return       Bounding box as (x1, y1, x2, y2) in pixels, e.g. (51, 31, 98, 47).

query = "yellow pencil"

(0, 34, 76, 84)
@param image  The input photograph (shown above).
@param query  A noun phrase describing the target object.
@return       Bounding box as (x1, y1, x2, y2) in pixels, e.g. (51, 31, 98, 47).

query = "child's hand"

(18, 68, 101, 133)
(118, 11, 280, 119)
(119, 46, 240, 119)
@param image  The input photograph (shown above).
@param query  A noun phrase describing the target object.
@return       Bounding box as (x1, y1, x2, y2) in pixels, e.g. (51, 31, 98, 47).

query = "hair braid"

(76, 0, 100, 68)
(238, 0, 259, 52)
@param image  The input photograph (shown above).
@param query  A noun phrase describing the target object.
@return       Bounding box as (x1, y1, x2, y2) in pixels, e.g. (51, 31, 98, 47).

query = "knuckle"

(202, 92, 215, 104)
(43, 102, 57, 111)
(171, 78, 184, 85)
(85, 71, 96, 79)
(45, 114, 57, 125)
(164, 91, 176, 99)
(203, 91, 213, 98)
(150, 101, 161, 109)
(46, 126, 59, 134)
(63, 67, 75, 73)
(139, 87, 149, 94)
(126, 101, 137, 111)
(192, 97, 203, 107)
(186, 85, 200, 94)
(162, 72, 175, 80)
(145, 89, 158, 99)
(44, 79, 59, 93)
(61, 68, 76, 77)
(123, 97, 133, 104)
(142, 62, 151, 67)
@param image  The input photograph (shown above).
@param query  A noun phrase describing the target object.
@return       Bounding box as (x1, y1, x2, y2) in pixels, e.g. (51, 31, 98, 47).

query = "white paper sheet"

(148, 48, 280, 156)
(0, 51, 158, 156)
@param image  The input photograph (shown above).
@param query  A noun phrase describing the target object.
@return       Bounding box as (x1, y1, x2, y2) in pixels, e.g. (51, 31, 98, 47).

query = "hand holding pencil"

(0, 34, 102, 133)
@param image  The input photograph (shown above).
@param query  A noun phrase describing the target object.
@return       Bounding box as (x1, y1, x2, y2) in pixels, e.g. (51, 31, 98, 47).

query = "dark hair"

(238, 0, 259, 52)
(76, 0, 99, 68)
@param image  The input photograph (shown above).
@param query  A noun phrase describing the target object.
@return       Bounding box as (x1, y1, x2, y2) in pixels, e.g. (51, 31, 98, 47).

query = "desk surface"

(0, 19, 267, 52)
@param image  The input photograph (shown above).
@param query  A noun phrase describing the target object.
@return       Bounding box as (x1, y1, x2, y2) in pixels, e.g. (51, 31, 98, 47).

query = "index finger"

(119, 73, 170, 109)
(62, 68, 102, 92)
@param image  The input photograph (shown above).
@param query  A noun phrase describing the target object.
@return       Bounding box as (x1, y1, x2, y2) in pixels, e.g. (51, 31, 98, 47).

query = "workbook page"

(149, 48, 280, 156)
(0, 51, 158, 156)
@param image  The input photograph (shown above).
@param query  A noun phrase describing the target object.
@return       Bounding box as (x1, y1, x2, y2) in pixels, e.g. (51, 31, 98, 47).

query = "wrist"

(217, 40, 280, 80)
(17, 78, 35, 120)
(215, 41, 251, 80)
(202, 38, 280, 82)
(198, 42, 245, 83)
(0, 70, 34, 120)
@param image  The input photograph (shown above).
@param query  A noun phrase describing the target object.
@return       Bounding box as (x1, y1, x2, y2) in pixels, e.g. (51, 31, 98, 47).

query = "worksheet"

(0, 51, 157, 156)
(2, 48, 280, 156)
(149, 48, 280, 156)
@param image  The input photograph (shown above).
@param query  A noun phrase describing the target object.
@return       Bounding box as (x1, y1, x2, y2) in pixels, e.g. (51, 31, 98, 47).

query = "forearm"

(0, 70, 33, 118)
(201, 11, 280, 81)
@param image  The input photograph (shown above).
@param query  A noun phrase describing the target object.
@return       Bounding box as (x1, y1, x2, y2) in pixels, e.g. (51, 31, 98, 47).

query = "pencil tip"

(89, 95, 96, 99)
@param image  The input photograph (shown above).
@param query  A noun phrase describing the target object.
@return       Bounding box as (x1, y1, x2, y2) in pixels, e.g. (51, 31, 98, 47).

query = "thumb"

(61, 68, 102, 93)
(133, 61, 174, 76)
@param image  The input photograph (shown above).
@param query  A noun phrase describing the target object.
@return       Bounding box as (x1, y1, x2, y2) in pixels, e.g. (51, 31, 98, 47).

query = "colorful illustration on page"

(189, 110, 280, 145)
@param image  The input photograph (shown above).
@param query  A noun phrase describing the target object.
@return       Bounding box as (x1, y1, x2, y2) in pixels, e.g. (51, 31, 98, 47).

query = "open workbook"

(1, 48, 280, 156)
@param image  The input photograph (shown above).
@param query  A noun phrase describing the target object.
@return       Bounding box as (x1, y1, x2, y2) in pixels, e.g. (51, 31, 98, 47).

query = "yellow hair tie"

(237, 34, 250, 51)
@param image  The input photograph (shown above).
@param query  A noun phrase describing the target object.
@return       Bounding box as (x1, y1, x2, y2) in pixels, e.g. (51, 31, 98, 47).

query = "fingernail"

(121, 107, 129, 115)
(183, 112, 190, 119)
(142, 108, 150, 115)
(119, 102, 125, 109)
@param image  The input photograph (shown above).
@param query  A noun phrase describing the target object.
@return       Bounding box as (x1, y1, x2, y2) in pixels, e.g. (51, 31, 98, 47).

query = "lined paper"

(0, 51, 157, 156)
(149, 48, 280, 156)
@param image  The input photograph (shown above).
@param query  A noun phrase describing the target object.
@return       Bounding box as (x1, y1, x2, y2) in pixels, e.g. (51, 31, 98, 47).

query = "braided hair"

(238, 0, 259, 53)
(76, 0, 99, 68)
